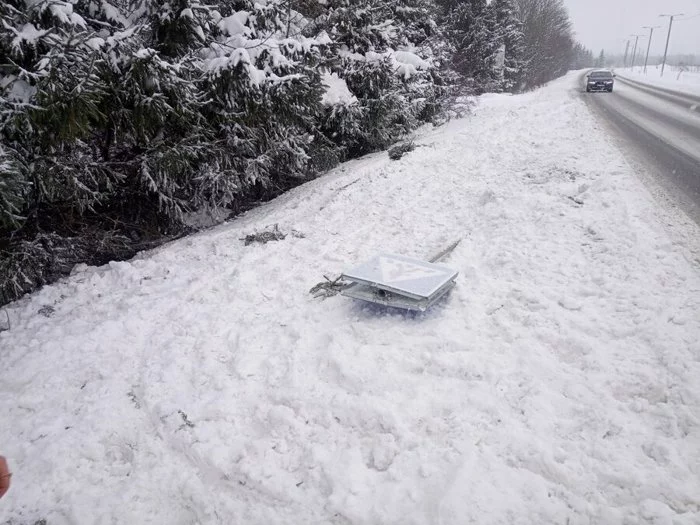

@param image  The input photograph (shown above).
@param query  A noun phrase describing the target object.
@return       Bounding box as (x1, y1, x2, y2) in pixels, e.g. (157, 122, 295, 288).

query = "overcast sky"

(562, 0, 700, 56)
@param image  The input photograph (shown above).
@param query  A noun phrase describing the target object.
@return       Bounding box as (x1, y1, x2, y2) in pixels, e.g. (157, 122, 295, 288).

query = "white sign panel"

(342, 254, 458, 300)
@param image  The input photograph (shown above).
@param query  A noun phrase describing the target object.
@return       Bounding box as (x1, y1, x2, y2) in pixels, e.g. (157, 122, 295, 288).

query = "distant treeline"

(595, 51, 700, 69)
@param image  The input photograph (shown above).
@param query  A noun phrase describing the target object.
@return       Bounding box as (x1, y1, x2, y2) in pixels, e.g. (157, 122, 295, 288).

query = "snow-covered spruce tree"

(73, 0, 327, 223)
(0, 0, 113, 230)
(0, 0, 330, 304)
(88, 0, 251, 228)
(0, 0, 132, 302)
(0, 0, 214, 234)
(0, 0, 449, 305)
(438, 0, 501, 94)
(395, 0, 450, 123)
(300, 0, 440, 157)
(0, 3, 32, 236)
(0, 144, 26, 233)
(195, 0, 330, 208)
(488, 0, 527, 92)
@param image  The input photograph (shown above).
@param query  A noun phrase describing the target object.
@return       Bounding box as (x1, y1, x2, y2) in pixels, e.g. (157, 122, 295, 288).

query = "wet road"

(582, 71, 700, 223)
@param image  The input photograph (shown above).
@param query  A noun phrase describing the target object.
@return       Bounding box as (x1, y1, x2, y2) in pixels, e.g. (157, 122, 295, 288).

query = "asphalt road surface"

(581, 71, 700, 224)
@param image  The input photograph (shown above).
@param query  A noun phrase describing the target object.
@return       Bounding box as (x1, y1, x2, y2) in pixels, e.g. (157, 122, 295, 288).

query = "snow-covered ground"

(616, 65, 700, 97)
(2, 72, 700, 525)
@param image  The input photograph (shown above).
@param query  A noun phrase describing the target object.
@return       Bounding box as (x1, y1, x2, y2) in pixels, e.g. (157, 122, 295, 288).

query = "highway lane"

(582, 71, 700, 224)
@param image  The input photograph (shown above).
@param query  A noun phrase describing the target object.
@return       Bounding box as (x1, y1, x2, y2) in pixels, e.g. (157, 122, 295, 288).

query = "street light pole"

(629, 34, 644, 71)
(623, 40, 631, 68)
(660, 13, 683, 77)
(642, 26, 660, 74)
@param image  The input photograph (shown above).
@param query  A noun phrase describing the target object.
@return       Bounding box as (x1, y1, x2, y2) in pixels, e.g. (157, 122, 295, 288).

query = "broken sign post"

(340, 253, 458, 312)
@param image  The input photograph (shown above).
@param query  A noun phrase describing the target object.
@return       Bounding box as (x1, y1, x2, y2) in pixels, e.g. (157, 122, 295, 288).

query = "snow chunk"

(49, 2, 87, 28)
(86, 37, 106, 50)
(394, 50, 431, 80)
(11, 23, 48, 48)
(315, 31, 332, 46)
(1, 77, 37, 103)
(205, 48, 251, 74)
(100, 0, 127, 26)
(134, 48, 156, 60)
(218, 11, 249, 37)
(321, 72, 357, 106)
(394, 50, 430, 70)
(340, 48, 431, 80)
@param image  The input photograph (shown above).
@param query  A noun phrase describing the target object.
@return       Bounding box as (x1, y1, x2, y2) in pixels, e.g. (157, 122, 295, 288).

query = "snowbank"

(616, 66, 700, 97)
(1, 72, 699, 525)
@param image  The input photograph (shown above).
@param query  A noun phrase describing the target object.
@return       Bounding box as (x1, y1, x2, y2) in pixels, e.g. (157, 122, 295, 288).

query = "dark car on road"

(586, 70, 615, 93)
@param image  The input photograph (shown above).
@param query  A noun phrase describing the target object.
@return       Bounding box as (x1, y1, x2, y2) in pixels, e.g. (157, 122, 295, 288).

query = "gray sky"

(562, 0, 700, 56)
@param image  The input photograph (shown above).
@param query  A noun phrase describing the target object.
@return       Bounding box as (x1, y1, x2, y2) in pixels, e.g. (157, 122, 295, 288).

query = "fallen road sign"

(341, 253, 458, 311)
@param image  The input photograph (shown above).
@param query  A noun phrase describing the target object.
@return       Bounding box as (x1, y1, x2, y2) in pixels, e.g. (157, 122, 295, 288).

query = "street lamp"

(623, 40, 631, 68)
(642, 26, 660, 74)
(629, 34, 645, 71)
(659, 13, 684, 77)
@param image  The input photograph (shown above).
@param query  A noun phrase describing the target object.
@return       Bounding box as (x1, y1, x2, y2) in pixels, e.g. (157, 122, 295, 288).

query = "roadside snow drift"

(2, 72, 700, 525)
(617, 66, 700, 98)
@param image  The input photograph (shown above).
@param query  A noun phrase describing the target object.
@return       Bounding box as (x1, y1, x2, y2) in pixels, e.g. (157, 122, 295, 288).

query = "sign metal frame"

(340, 253, 458, 311)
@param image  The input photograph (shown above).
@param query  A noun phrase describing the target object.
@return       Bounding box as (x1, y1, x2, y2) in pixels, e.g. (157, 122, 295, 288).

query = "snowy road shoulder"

(583, 68, 700, 226)
(615, 66, 700, 99)
(1, 72, 700, 525)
